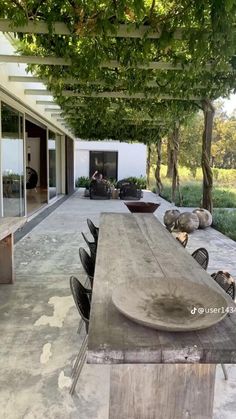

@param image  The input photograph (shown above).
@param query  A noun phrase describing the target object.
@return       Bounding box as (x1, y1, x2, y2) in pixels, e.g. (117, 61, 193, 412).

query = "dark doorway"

(25, 119, 48, 215)
(66, 136, 75, 195)
(89, 151, 118, 180)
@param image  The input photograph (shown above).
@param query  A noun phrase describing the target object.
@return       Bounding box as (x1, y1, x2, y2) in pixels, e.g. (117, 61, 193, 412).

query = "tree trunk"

(171, 123, 182, 205)
(201, 99, 214, 213)
(155, 139, 163, 195)
(146, 144, 151, 188)
(166, 135, 174, 178)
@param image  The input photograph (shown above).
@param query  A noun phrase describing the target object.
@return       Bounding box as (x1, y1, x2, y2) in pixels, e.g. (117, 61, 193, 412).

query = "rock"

(163, 209, 180, 230)
(193, 208, 212, 229)
(178, 212, 199, 233)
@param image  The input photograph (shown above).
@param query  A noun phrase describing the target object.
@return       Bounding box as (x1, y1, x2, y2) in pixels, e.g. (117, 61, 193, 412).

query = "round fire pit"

(124, 201, 160, 213)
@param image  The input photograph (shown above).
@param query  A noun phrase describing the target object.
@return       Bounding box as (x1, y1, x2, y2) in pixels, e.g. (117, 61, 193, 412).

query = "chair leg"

(71, 334, 87, 378)
(77, 318, 84, 335)
(221, 364, 228, 380)
(84, 276, 89, 288)
(70, 342, 87, 395)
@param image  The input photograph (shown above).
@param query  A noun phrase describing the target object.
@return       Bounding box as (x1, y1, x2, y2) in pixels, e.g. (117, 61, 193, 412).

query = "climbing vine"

(0, 0, 236, 210)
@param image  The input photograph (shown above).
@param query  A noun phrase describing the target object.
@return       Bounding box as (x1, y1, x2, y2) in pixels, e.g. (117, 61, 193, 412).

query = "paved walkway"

(0, 190, 235, 419)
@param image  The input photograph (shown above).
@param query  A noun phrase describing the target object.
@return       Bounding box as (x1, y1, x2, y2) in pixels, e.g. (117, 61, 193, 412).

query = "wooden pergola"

(0, 2, 235, 212)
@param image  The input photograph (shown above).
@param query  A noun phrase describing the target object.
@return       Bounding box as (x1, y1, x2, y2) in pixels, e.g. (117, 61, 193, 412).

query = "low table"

(88, 213, 236, 419)
(0, 217, 26, 283)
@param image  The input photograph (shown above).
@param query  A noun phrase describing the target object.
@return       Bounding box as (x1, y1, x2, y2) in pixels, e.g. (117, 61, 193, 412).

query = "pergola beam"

(0, 54, 70, 65)
(17, 76, 207, 90)
(0, 19, 186, 39)
(36, 100, 57, 105)
(25, 89, 51, 95)
(1, 55, 225, 72)
(44, 108, 61, 112)
(24, 89, 201, 100)
(54, 91, 202, 100)
(9, 75, 42, 83)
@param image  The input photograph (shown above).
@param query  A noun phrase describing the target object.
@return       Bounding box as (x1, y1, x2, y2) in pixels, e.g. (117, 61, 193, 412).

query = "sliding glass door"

(1, 102, 25, 217)
(89, 151, 118, 180)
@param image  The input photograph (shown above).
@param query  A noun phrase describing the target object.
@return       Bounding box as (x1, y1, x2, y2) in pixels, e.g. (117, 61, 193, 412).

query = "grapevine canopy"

(0, 0, 236, 140)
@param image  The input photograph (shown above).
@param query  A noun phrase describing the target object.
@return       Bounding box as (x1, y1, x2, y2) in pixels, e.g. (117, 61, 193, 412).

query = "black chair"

(69, 276, 91, 395)
(79, 247, 95, 288)
(119, 183, 141, 200)
(26, 166, 38, 190)
(90, 180, 111, 199)
(211, 271, 235, 301)
(191, 247, 209, 270)
(81, 232, 97, 263)
(176, 232, 188, 248)
(87, 218, 99, 243)
(211, 271, 235, 380)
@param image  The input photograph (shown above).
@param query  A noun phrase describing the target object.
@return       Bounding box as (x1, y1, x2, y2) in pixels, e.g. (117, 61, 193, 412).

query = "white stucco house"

(75, 140, 147, 181)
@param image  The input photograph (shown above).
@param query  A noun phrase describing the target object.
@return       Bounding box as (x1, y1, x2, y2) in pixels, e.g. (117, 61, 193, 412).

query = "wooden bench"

(0, 217, 26, 284)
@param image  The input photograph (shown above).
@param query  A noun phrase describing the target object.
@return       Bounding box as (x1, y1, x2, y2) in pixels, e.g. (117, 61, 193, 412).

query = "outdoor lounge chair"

(211, 270, 236, 380)
(90, 180, 111, 199)
(191, 247, 209, 270)
(119, 182, 142, 200)
(69, 276, 91, 395)
(79, 247, 95, 288)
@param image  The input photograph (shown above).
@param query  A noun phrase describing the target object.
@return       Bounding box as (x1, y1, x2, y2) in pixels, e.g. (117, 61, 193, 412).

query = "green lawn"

(150, 165, 236, 241)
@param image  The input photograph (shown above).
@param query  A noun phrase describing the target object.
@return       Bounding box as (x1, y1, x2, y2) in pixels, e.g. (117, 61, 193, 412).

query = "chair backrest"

(79, 247, 95, 282)
(26, 166, 38, 189)
(90, 180, 111, 199)
(81, 232, 97, 261)
(87, 218, 99, 242)
(191, 247, 209, 270)
(211, 271, 235, 300)
(119, 183, 141, 200)
(70, 276, 90, 332)
(176, 232, 188, 248)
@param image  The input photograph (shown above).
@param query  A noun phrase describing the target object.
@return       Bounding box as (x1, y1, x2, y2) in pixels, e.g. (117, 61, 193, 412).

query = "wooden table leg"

(109, 364, 216, 419)
(0, 233, 14, 283)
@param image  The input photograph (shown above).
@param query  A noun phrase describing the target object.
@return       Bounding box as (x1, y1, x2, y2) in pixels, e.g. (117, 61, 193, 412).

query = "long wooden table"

(87, 213, 236, 419)
(0, 217, 25, 283)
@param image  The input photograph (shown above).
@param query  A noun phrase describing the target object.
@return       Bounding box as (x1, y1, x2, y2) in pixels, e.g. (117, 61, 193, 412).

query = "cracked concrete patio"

(0, 189, 236, 419)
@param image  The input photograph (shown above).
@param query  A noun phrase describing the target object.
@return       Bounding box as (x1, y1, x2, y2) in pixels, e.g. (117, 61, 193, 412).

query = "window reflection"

(48, 131, 57, 199)
(1, 103, 25, 216)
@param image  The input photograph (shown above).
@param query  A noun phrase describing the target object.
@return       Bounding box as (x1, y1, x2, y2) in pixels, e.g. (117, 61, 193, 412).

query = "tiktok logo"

(191, 307, 197, 314)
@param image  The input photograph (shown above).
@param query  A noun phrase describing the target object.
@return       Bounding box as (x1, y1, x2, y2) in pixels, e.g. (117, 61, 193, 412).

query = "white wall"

(75, 140, 146, 180)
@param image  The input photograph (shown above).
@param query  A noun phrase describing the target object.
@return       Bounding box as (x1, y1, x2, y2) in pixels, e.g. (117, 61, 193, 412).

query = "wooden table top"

(87, 213, 236, 364)
(0, 217, 26, 241)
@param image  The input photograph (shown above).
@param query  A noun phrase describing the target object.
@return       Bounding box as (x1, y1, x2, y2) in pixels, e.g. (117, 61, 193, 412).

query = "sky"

(221, 94, 236, 115)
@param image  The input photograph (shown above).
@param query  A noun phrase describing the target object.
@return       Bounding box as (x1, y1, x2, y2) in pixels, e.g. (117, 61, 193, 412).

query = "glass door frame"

(0, 100, 3, 217)
(0, 92, 66, 217)
(0, 99, 26, 217)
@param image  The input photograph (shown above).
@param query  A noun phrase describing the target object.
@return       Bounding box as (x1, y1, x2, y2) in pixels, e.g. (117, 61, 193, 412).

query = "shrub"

(125, 176, 147, 189)
(76, 176, 90, 188)
(160, 183, 236, 208)
(213, 209, 236, 241)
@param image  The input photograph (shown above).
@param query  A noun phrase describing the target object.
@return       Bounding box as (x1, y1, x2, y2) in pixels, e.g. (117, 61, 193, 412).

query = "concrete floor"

(0, 189, 236, 419)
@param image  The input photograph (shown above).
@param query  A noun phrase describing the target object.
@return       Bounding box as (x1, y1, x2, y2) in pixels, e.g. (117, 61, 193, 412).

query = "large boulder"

(178, 212, 199, 233)
(193, 208, 212, 229)
(163, 209, 180, 230)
